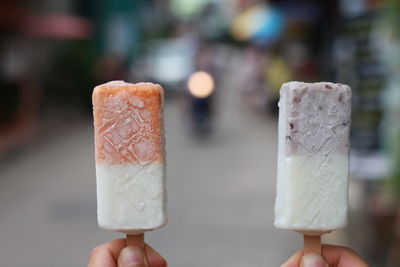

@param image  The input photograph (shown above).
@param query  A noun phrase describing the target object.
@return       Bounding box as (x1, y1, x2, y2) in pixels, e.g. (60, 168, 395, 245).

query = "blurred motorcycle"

(187, 71, 215, 138)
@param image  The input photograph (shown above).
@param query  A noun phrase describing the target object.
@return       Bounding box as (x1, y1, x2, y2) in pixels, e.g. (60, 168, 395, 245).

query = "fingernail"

(301, 253, 328, 267)
(119, 246, 144, 267)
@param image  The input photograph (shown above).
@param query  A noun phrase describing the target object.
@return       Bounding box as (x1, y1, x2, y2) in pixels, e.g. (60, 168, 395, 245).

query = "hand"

(281, 245, 369, 267)
(88, 239, 167, 267)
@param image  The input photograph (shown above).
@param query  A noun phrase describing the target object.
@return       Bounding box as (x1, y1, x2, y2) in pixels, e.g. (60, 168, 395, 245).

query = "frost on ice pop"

(274, 82, 351, 234)
(93, 81, 167, 234)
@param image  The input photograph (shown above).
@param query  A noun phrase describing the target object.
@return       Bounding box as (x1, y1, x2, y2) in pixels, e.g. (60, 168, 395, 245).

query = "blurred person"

(281, 245, 368, 267)
(186, 40, 217, 138)
(240, 45, 269, 114)
(88, 239, 167, 267)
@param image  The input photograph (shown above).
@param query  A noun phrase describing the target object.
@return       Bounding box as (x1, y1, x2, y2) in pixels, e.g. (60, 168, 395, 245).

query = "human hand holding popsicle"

(281, 245, 368, 267)
(88, 238, 167, 267)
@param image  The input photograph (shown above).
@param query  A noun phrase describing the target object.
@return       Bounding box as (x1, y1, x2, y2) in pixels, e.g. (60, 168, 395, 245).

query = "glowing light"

(187, 71, 214, 98)
(230, 3, 284, 44)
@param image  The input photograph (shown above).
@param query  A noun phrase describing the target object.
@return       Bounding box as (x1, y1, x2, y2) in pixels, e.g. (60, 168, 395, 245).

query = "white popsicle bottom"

(274, 154, 349, 233)
(96, 163, 167, 234)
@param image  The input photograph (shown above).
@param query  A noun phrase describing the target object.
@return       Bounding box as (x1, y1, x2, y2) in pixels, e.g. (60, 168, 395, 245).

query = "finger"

(280, 249, 303, 267)
(145, 245, 167, 267)
(321, 245, 368, 267)
(281, 245, 368, 267)
(118, 246, 147, 267)
(88, 239, 126, 267)
(300, 253, 329, 267)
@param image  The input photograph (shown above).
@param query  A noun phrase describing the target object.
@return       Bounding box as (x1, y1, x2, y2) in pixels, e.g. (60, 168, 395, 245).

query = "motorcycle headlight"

(187, 71, 214, 98)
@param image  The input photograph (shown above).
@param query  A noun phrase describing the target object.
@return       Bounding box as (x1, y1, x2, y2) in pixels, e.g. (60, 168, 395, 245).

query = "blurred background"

(0, 0, 399, 266)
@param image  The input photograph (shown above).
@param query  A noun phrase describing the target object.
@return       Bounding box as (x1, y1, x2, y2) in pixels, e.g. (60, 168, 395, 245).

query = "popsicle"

(274, 81, 351, 253)
(92, 81, 167, 246)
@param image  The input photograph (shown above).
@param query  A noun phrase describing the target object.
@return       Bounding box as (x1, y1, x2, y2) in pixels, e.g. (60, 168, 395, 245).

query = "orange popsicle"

(92, 81, 167, 234)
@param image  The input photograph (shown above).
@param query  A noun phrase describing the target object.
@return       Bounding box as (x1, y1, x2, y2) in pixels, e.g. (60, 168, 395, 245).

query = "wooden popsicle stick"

(303, 234, 322, 255)
(126, 234, 149, 264)
(126, 233, 145, 248)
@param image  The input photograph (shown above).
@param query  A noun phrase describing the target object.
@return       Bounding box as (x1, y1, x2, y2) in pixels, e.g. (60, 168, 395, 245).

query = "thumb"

(117, 246, 148, 267)
(301, 253, 329, 267)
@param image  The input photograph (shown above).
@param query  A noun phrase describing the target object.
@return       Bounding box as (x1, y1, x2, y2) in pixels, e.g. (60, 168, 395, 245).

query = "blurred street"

(0, 61, 347, 267)
(2, 1, 399, 266)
